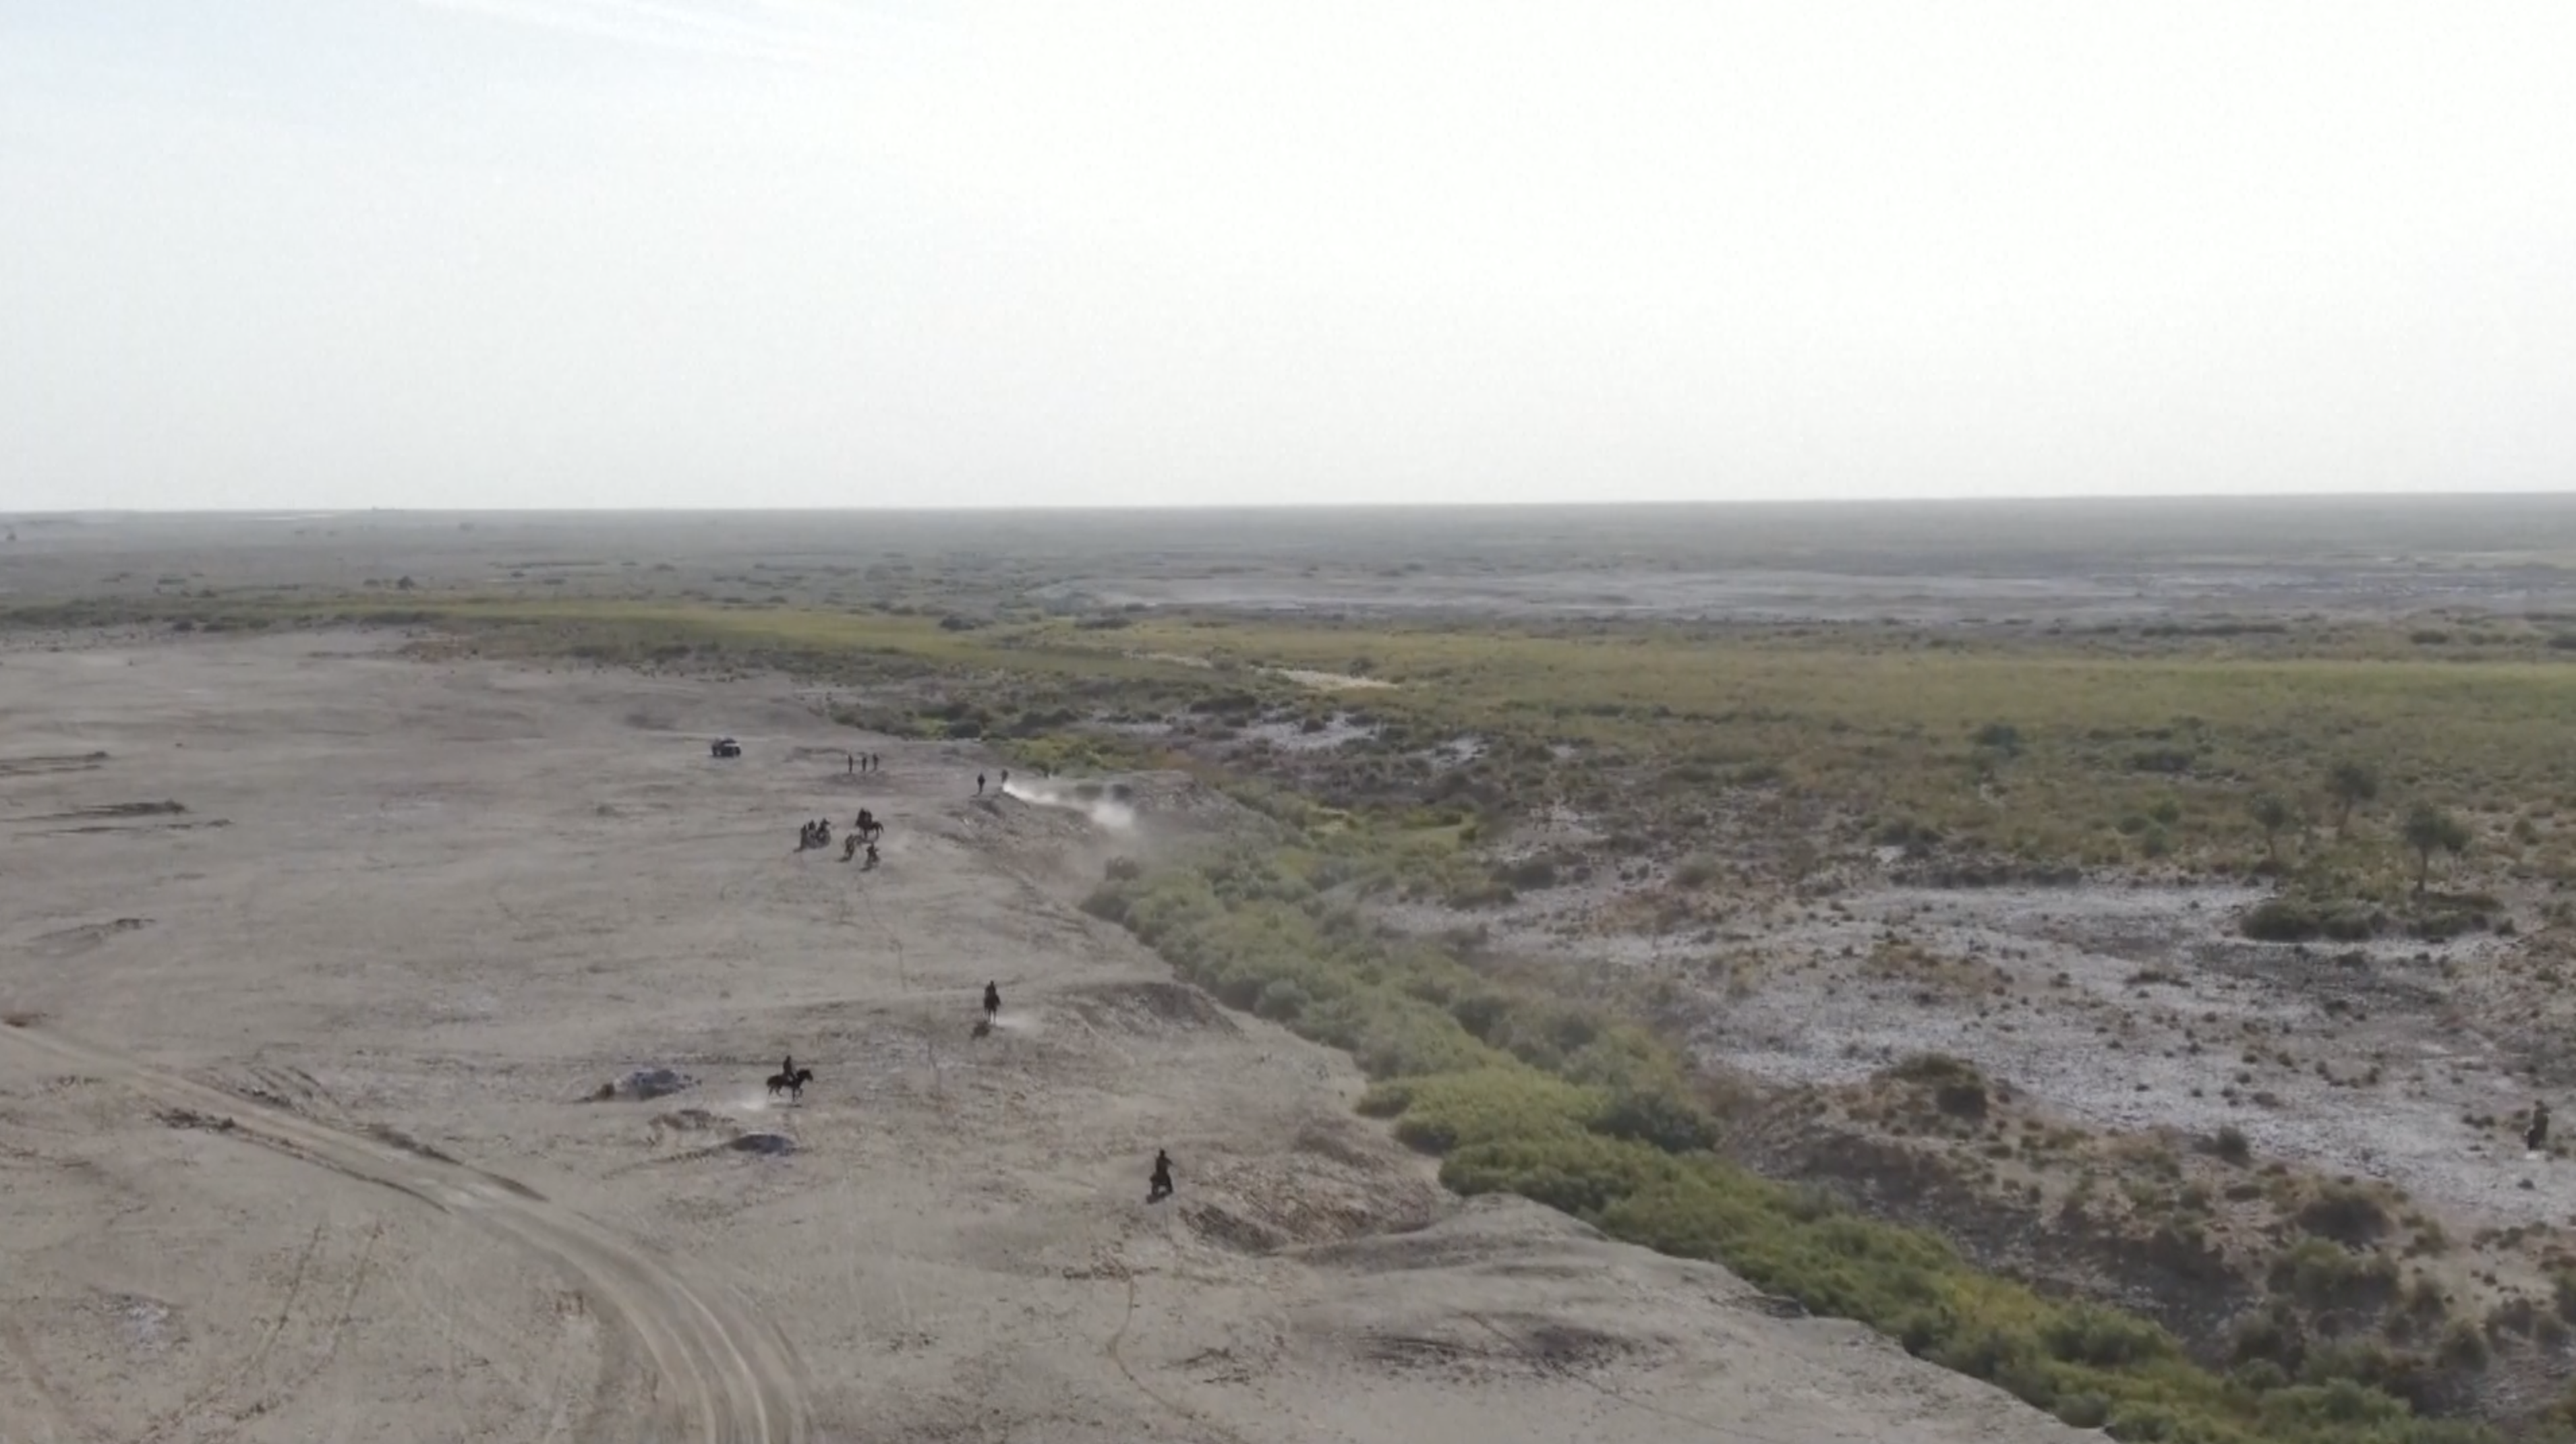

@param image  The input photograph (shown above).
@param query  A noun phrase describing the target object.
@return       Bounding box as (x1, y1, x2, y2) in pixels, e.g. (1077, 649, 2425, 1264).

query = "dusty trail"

(0, 1019, 809, 1444)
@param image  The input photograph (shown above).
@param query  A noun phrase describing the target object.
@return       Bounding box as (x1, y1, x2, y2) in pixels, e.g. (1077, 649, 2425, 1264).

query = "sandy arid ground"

(0, 630, 2092, 1443)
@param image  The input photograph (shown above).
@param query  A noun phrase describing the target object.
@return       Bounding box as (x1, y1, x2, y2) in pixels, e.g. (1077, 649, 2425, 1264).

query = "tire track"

(0, 1022, 808, 1444)
(1102, 1257, 1249, 1444)
(225, 1222, 383, 1443)
(135, 1220, 328, 1443)
(2, 1317, 105, 1444)
(1459, 1311, 1784, 1444)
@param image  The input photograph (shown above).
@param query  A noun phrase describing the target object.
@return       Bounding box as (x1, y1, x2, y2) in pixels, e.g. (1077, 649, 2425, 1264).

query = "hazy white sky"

(3, 1, 2573, 510)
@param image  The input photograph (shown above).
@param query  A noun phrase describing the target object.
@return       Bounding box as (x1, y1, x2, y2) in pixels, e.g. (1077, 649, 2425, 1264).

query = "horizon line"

(14, 491, 2576, 519)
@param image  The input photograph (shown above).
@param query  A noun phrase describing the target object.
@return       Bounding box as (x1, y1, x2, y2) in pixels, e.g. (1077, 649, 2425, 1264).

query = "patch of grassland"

(176, 595, 2576, 891)
(1072, 613, 2576, 882)
(37, 596, 2576, 850)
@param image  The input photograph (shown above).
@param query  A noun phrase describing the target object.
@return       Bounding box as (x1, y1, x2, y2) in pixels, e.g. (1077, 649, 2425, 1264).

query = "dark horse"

(766, 1066, 814, 1101)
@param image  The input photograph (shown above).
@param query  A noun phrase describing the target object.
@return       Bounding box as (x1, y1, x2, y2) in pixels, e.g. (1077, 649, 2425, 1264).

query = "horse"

(766, 1066, 814, 1101)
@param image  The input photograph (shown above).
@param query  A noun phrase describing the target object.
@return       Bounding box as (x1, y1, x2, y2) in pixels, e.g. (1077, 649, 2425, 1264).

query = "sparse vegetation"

(2331, 761, 2382, 837)
(1086, 827, 2496, 1443)
(20, 558, 2576, 1441)
(2252, 792, 2295, 865)
(2401, 804, 2473, 897)
(23, 593, 2576, 900)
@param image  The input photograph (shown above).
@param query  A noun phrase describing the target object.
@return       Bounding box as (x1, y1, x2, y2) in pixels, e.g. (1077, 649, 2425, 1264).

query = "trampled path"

(0, 1019, 810, 1444)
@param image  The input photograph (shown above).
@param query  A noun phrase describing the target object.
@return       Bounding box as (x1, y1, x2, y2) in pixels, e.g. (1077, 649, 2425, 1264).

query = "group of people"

(769, 984, 1182, 1204)
(774, 746, 1183, 1202)
(793, 810, 885, 864)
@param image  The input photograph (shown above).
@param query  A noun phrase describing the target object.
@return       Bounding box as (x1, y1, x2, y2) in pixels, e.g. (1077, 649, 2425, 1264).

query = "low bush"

(2242, 897, 2384, 943)
(2268, 1236, 2401, 1312)
(2243, 899, 2321, 941)
(1254, 979, 1312, 1021)
(1886, 1052, 1991, 1118)
(1670, 853, 1722, 889)
(2297, 1184, 2393, 1247)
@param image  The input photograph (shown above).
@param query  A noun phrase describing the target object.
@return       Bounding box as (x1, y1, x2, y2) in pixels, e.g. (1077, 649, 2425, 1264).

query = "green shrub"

(1496, 855, 1560, 889)
(2053, 1391, 2112, 1428)
(2244, 899, 2322, 941)
(1382, 1069, 1604, 1154)
(2268, 1236, 2400, 1311)
(1254, 979, 1311, 1021)
(2230, 1302, 2304, 1367)
(1354, 1081, 1411, 1118)
(2041, 1304, 2177, 1368)
(1594, 1081, 1720, 1153)
(1886, 1053, 1991, 1119)
(2434, 1321, 2490, 1373)
(2244, 897, 2382, 943)
(1974, 721, 2023, 754)
(1442, 1135, 1680, 1217)
(2297, 1184, 2392, 1247)
(1450, 991, 1511, 1040)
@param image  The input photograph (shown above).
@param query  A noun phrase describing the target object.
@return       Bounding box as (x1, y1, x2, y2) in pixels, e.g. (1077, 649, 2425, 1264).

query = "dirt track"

(0, 1019, 807, 1443)
(0, 631, 2088, 1443)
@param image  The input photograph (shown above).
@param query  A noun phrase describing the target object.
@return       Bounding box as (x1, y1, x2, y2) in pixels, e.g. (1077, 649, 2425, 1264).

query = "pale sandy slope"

(0, 631, 2091, 1444)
